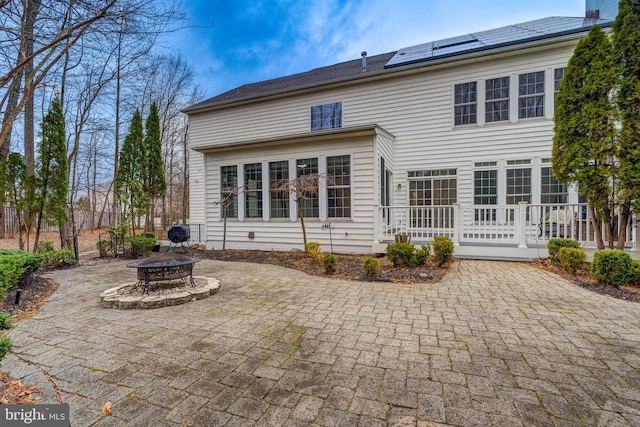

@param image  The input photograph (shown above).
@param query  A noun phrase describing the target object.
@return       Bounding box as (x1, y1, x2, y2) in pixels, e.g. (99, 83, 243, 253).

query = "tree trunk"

(617, 211, 629, 250)
(0, 63, 25, 239)
(590, 206, 605, 250)
(298, 201, 307, 247)
(222, 204, 227, 250)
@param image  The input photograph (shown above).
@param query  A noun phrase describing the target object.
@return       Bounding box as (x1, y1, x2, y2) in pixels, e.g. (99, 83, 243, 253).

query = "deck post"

(452, 203, 460, 246)
(518, 201, 528, 248)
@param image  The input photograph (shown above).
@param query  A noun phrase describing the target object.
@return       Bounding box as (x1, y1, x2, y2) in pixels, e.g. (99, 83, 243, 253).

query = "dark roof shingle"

(185, 51, 396, 112)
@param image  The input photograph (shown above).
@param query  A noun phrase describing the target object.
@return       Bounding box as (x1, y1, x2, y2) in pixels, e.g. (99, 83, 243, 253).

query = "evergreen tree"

(0, 153, 27, 249)
(33, 97, 68, 251)
(115, 109, 148, 234)
(143, 102, 166, 232)
(553, 25, 617, 249)
(613, 0, 640, 246)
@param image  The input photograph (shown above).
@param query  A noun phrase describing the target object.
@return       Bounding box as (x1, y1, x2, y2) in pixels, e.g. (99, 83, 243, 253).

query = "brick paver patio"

(3, 259, 640, 426)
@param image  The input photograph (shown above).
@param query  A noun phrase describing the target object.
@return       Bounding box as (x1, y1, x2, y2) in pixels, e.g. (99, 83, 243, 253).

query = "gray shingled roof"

(185, 16, 612, 114)
(184, 51, 396, 112)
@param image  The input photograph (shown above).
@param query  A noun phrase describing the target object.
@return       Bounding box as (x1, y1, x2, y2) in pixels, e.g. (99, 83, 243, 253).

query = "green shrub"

(386, 243, 429, 268)
(557, 247, 586, 274)
(36, 240, 55, 254)
(629, 260, 640, 285)
(414, 245, 430, 266)
(0, 337, 12, 367)
(363, 256, 381, 278)
(43, 250, 77, 267)
(143, 232, 155, 239)
(591, 250, 631, 287)
(432, 236, 454, 266)
(304, 242, 324, 264)
(305, 242, 320, 253)
(547, 238, 581, 265)
(0, 311, 13, 330)
(127, 236, 157, 256)
(324, 253, 338, 274)
(96, 239, 110, 257)
(0, 250, 44, 299)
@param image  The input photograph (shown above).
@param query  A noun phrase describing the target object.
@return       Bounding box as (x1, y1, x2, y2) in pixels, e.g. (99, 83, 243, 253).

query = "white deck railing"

(378, 203, 636, 248)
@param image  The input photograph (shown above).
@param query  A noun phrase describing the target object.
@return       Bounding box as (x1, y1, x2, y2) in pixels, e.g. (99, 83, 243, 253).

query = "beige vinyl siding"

(189, 38, 579, 251)
(187, 150, 206, 225)
(203, 137, 376, 253)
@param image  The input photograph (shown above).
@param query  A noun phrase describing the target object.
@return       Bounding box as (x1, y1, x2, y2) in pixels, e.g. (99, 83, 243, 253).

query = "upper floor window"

(221, 165, 238, 218)
(311, 102, 342, 131)
(269, 161, 289, 219)
(485, 77, 509, 122)
(554, 68, 565, 100)
(327, 155, 351, 218)
(518, 71, 544, 119)
(454, 82, 477, 125)
(296, 158, 319, 217)
(244, 163, 263, 218)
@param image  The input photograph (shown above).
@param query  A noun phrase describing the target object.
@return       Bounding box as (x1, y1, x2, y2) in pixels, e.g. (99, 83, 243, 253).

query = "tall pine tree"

(33, 97, 68, 252)
(115, 109, 148, 234)
(553, 25, 617, 249)
(143, 102, 166, 232)
(614, 0, 640, 246)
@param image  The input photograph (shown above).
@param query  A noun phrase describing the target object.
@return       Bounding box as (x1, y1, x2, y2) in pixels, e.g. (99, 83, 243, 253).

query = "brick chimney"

(585, 0, 619, 19)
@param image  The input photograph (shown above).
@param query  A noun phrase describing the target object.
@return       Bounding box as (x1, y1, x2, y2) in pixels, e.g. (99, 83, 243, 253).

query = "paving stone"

(227, 397, 269, 420)
(316, 407, 359, 426)
(3, 259, 640, 426)
(292, 395, 323, 422)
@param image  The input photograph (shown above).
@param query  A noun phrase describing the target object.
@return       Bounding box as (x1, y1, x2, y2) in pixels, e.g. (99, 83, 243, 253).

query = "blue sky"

(170, 0, 587, 98)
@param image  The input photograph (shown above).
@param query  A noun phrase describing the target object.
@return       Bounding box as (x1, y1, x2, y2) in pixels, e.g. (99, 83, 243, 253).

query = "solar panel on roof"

(385, 16, 612, 68)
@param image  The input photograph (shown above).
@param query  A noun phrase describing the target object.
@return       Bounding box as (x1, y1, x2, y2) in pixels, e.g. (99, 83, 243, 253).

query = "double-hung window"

(244, 163, 262, 218)
(310, 102, 342, 131)
(327, 155, 351, 218)
(269, 161, 289, 218)
(296, 158, 319, 217)
(220, 165, 238, 218)
(518, 71, 545, 118)
(454, 82, 477, 125)
(485, 77, 509, 122)
(506, 160, 532, 204)
(553, 68, 565, 101)
(541, 166, 567, 204)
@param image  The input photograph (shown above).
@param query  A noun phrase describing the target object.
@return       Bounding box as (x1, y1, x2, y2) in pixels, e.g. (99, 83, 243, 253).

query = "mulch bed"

(191, 248, 450, 283)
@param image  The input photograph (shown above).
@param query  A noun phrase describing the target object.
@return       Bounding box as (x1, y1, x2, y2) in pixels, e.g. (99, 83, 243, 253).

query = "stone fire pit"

(100, 252, 220, 309)
(127, 252, 201, 293)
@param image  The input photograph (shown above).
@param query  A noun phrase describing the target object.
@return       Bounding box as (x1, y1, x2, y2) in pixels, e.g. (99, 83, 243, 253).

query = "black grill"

(168, 224, 190, 243)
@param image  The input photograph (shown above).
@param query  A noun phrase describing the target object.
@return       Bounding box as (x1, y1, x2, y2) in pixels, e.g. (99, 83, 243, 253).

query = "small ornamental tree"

(143, 102, 166, 232)
(553, 25, 617, 250)
(275, 173, 331, 247)
(33, 98, 68, 252)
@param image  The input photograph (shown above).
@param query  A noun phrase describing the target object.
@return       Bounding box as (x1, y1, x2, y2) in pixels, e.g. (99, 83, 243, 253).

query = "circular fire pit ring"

(127, 253, 201, 293)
